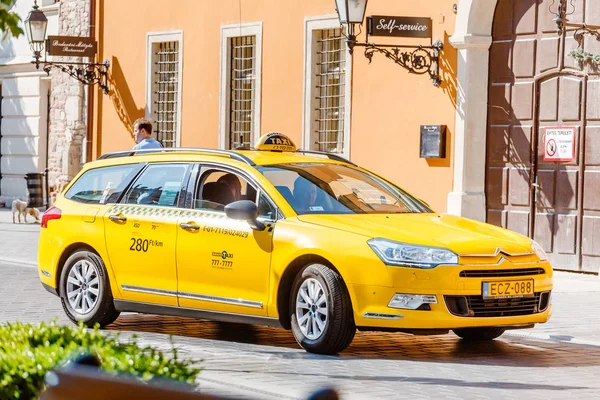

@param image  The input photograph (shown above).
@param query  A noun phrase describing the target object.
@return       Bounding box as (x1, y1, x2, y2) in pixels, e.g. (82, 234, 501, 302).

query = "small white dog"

(11, 199, 40, 224)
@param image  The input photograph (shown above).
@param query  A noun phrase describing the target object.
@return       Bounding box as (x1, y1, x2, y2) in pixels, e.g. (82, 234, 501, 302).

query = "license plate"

(482, 279, 534, 299)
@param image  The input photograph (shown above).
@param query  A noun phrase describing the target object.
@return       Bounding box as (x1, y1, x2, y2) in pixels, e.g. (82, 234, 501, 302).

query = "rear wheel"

(59, 250, 120, 327)
(453, 327, 505, 341)
(290, 263, 355, 355)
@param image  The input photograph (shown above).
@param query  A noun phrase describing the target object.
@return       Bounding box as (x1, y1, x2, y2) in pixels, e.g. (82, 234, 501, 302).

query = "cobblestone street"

(1, 209, 600, 399)
(2, 261, 600, 399)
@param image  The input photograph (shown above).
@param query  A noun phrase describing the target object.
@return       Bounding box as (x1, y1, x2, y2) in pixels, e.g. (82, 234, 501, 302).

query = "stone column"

(48, 0, 90, 191)
(446, 0, 499, 222)
(446, 34, 492, 222)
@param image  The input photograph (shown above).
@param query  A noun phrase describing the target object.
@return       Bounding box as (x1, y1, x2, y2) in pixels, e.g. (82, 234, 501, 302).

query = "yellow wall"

(93, 0, 457, 211)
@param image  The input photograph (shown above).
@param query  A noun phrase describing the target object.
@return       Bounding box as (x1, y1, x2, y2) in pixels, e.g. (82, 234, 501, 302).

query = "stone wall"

(48, 0, 90, 193)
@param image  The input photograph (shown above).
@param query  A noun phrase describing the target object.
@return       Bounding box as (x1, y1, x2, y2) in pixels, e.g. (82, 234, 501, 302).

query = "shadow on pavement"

(108, 314, 600, 369)
(198, 367, 588, 391)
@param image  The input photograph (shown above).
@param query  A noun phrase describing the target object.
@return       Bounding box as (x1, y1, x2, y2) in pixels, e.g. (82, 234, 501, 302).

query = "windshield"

(257, 163, 432, 215)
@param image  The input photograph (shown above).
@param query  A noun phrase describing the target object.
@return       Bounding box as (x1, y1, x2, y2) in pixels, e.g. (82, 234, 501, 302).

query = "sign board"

(419, 125, 446, 158)
(255, 132, 297, 152)
(47, 36, 97, 58)
(543, 126, 576, 162)
(367, 16, 432, 39)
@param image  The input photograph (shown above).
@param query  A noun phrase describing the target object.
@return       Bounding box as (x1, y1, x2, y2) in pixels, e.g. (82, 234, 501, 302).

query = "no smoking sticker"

(543, 127, 575, 162)
(546, 139, 557, 157)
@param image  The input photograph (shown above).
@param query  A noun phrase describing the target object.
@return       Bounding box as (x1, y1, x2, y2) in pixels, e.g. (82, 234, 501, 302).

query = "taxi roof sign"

(255, 132, 296, 152)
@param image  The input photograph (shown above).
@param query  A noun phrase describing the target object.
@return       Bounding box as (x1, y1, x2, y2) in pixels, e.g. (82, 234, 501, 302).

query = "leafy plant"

(568, 48, 600, 65)
(0, 321, 202, 399)
(0, 0, 23, 40)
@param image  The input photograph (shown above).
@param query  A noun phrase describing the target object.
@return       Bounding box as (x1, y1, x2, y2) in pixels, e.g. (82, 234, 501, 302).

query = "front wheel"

(453, 327, 505, 341)
(290, 263, 355, 355)
(59, 250, 120, 327)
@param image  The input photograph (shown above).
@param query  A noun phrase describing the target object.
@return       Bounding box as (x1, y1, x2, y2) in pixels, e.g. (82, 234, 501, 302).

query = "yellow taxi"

(38, 133, 552, 354)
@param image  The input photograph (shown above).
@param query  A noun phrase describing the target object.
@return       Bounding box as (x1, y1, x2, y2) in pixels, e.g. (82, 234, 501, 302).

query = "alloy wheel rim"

(66, 260, 100, 315)
(295, 278, 328, 340)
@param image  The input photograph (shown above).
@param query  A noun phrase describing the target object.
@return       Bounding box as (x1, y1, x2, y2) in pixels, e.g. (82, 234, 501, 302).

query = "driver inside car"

(292, 176, 319, 212)
(217, 173, 242, 203)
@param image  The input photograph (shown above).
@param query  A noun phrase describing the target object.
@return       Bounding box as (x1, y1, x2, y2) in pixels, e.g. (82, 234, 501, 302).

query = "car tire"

(452, 327, 505, 341)
(59, 250, 120, 328)
(290, 263, 355, 355)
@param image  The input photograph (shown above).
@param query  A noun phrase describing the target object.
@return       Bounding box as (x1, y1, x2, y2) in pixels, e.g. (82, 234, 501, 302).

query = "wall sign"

(420, 125, 446, 158)
(543, 126, 576, 162)
(47, 36, 97, 58)
(367, 16, 432, 39)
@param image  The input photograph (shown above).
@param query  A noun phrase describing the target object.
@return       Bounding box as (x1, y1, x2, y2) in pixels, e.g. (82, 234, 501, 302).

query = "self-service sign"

(543, 126, 576, 162)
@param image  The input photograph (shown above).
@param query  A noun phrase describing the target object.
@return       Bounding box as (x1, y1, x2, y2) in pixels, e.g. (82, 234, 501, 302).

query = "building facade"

(0, 0, 58, 205)
(91, 0, 458, 210)
(0, 0, 91, 206)
(91, 0, 600, 273)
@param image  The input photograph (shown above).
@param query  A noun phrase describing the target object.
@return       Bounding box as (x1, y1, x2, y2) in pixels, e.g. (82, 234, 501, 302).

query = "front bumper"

(348, 261, 553, 331)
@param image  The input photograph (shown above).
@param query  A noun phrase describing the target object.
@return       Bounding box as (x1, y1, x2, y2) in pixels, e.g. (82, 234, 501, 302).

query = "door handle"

(180, 223, 200, 231)
(109, 215, 127, 222)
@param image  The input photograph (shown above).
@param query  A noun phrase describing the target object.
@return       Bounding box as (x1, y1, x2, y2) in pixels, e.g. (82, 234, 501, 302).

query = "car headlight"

(531, 240, 548, 261)
(368, 238, 458, 268)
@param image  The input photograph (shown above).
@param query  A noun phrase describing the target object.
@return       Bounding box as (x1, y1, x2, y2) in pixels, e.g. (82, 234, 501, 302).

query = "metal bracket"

(573, 24, 600, 45)
(32, 54, 110, 94)
(358, 40, 444, 87)
(344, 23, 444, 87)
(549, 0, 600, 37)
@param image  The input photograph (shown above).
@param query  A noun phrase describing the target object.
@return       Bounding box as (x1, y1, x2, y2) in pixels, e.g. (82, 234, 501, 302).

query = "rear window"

(65, 164, 141, 204)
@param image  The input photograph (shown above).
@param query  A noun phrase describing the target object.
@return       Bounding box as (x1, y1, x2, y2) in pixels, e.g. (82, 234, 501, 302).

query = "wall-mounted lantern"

(25, 1, 110, 94)
(549, 0, 600, 33)
(547, 0, 600, 65)
(334, 0, 444, 86)
(23, 0, 47, 57)
(548, 0, 600, 36)
(335, 0, 368, 25)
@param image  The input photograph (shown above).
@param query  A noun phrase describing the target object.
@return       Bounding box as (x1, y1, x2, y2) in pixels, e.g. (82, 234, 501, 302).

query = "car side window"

(193, 170, 257, 212)
(257, 191, 276, 220)
(64, 164, 141, 204)
(122, 163, 188, 207)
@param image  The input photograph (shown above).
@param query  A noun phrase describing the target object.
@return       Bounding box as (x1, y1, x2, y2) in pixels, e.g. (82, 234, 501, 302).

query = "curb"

(197, 375, 301, 400)
(131, 335, 303, 400)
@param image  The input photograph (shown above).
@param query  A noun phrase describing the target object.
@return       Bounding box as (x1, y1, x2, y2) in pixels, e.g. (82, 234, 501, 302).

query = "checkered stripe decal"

(179, 210, 227, 220)
(108, 205, 180, 219)
(108, 205, 228, 221)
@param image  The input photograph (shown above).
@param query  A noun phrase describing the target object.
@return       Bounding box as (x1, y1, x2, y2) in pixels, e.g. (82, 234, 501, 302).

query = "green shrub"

(0, 321, 202, 399)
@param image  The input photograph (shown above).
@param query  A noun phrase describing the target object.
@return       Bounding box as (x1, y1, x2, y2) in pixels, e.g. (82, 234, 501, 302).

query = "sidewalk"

(0, 208, 40, 266)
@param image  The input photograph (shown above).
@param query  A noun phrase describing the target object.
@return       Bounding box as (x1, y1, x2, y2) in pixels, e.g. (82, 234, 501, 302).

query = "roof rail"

(295, 149, 356, 166)
(97, 148, 256, 166)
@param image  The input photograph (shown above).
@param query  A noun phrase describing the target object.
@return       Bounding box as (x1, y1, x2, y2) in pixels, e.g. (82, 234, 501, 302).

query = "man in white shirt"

(133, 118, 163, 150)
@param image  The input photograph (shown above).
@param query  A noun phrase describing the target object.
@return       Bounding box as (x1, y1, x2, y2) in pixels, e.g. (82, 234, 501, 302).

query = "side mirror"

(224, 200, 265, 231)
